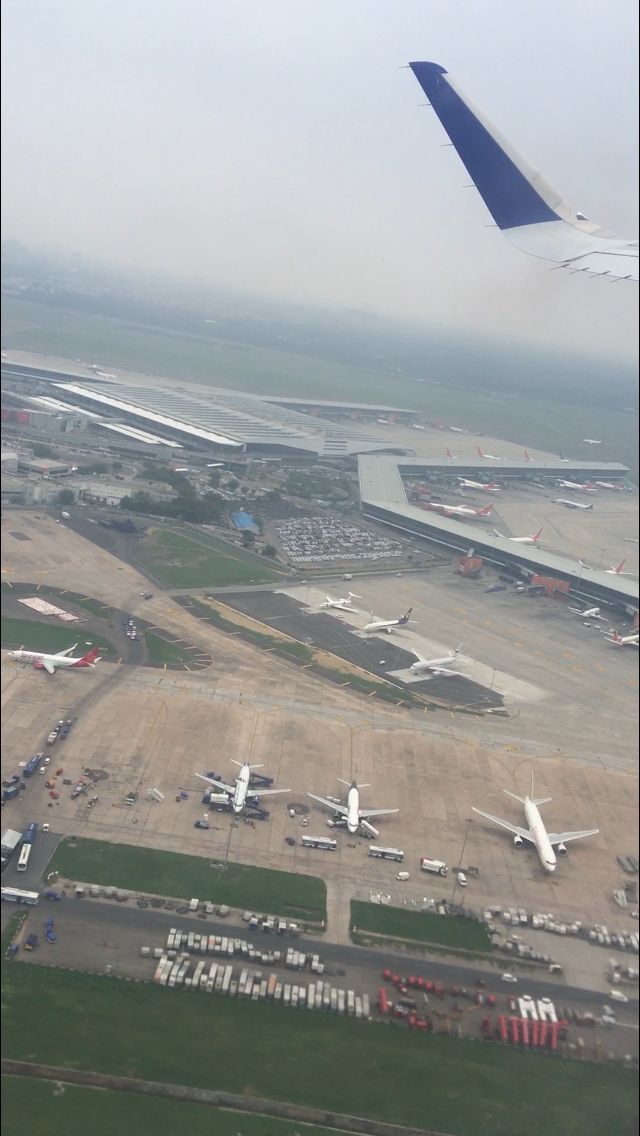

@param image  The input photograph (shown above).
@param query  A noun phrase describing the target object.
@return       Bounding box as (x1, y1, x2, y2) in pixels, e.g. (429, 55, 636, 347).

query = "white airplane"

(568, 604, 607, 621)
(476, 446, 501, 461)
(427, 501, 494, 520)
(196, 762, 290, 815)
(605, 630, 639, 647)
(606, 560, 632, 576)
(411, 423, 425, 430)
(472, 773, 599, 873)
(583, 439, 603, 445)
(364, 608, 415, 634)
(449, 426, 465, 433)
(553, 499, 594, 511)
(458, 478, 500, 493)
(408, 62, 639, 282)
(493, 526, 543, 546)
(408, 643, 466, 677)
(592, 481, 621, 490)
(557, 480, 596, 493)
(308, 778, 398, 836)
(319, 592, 362, 611)
(7, 644, 101, 675)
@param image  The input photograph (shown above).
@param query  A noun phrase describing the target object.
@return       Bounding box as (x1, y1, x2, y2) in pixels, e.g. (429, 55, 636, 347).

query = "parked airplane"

(592, 481, 621, 490)
(408, 643, 466, 677)
(427, 502, 494, 520)
(605, 630, 639, 647)
(364, 608, 414, 634)
(606, 560, 631, 576)
(458, 478, 500, 493)
(7, 644, 101, 675)
(553, 499, 594, 511)
(449, 426, 465, 433)
(494, 526, 543, 545)
(196, 763, 290, 815)
(320, 592, 362, 611)
(583, 439, 603, 445)
(557, 480, 597, 493)
(308, 779, 398, 837)
(568, 604, 607, 621)
(408, 62, 639, 282)
(476, 446, 501, 461)
(445, 447, 458, 459)
(472, 773, 599, 873)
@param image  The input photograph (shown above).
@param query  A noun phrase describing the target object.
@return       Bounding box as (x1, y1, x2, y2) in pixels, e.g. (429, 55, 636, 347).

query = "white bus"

(368, 846, 404, 862)
(302, 835, 337, 851)
(16, 844, 31, 872)
(1, 887, 39, 906)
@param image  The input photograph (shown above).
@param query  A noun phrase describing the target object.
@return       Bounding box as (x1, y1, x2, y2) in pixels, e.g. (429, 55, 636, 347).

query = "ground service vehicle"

(368, 846, 404, 862)
(16, 845, 31, 872)
(420, 858, 448, 876)
(1, 829, 23, 866)
(302, 836, 337, 851)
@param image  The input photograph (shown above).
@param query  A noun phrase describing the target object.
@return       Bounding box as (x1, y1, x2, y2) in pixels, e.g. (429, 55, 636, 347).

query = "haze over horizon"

(1, 0, 638, 364)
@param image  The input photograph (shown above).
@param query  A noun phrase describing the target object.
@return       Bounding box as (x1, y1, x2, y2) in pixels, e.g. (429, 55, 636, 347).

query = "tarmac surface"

(1, 509, 638, 980)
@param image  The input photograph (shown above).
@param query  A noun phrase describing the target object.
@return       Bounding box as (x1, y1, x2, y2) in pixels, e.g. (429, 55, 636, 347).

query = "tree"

(227, 478, 239, 491)
(241, 531, 256, 547)
(208, 469, 222, 488)
(112, 460, 123, 472)
(261, 544, 278, 558)
(57, 488, 75, 506)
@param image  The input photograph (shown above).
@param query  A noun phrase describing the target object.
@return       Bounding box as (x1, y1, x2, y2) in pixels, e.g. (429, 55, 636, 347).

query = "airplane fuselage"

(232, 764, 252, 813)
(524, 797, 557, 873)
(346, 784, 360, 834)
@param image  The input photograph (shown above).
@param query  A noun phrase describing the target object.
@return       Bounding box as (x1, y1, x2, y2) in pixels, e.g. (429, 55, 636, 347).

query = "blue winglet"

(409, 61, 560, 230)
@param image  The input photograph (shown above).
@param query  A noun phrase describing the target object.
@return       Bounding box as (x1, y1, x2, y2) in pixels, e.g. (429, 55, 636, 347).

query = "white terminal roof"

(53, 380, 408, 458)
(358, 455, 638, 608)
(97, 422, 183, 447)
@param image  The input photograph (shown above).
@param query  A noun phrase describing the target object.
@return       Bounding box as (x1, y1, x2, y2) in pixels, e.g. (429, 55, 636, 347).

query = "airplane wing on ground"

(409, 61, 639, 282)
(471, 807, 532, 842)
(252, 787, 290, 797)
(547, 829, 600, 845)
(308, 793, 347, 816)
(195, 772, 234, 794)
(358, 808, 400, 820)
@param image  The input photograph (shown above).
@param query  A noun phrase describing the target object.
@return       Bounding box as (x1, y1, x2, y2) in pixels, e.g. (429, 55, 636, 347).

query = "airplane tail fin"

(524, 450, 531, 461)
(231, 760, 264, 769)
(337, 777, 370, 788)
(477, 504, 493, 516)
(532, 527, 543, 541)
(613, 560, 625, 574)
(476, 446, 484, 457)
(348, 592, 362, 599)
(399, 607, 413, 624)
(505, 771, 552, 807)
(446, 447, 453, 458)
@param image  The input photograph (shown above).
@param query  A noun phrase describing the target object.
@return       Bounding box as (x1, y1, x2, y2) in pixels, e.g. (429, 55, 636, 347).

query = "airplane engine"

(557, 843, 568, 855)
(513, 835, 523, 847)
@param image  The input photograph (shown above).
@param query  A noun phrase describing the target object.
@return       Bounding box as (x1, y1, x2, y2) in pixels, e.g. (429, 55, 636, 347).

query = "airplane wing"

(471, 807, 532, 842)
(547, 829, 600, 845)
(60, 644, 78, 656)
(410, 650, 428, 664)
(409, 62, 639, 282)
(195, 772, 234, 794)
(308, 793, 348, 816)
(40, 660, 56, 674)
(358, 808, 400, 819)
(252, 787, 290, 797)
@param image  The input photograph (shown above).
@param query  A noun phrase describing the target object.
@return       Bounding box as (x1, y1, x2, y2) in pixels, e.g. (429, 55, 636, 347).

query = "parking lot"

(273, 513, 406, 564)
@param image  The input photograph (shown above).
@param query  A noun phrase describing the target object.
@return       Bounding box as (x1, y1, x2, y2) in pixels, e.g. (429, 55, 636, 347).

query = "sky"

(1, 0, 638, 361)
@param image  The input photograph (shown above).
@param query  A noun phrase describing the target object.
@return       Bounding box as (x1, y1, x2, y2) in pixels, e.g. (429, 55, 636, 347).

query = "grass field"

(48, 838, 326, 922)
(0, 1077, 336, 1136)
(3, 296, 637, 478)
(143, 630, 196, 667)
(351, 900, 492, 953)
(0, 617, 116, 657)
(0, 583, 114, 619)
(135, 526, 286, 588)
(1, 966, 636, 1136)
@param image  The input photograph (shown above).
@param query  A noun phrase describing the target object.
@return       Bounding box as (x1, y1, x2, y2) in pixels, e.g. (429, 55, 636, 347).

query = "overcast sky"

(1, 0, 638, 361)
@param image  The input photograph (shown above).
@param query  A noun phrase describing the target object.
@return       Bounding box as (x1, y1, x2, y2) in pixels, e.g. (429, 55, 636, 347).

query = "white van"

(396, 871, 410, 881)
(457, 871, 468, 887)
